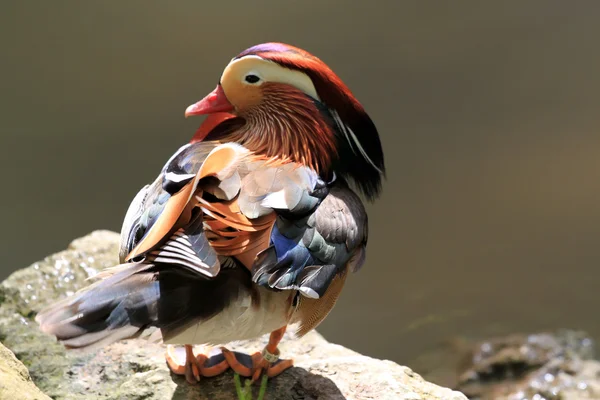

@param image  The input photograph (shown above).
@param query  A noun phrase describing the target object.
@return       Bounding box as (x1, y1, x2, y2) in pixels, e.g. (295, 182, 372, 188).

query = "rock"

(0, 230, 467, 400)
(456, 330, 600, 399)
(0, 342, 51, 400)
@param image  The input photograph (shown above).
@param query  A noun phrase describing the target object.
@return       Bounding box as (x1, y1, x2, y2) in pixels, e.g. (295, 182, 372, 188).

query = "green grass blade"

(234, 373, 245, 400)
(244, 378, 253, 400)
(257, 375, 269, 400)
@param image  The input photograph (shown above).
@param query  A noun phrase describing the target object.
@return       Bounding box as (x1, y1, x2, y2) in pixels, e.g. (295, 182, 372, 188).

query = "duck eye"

(244, 74, 260, 84)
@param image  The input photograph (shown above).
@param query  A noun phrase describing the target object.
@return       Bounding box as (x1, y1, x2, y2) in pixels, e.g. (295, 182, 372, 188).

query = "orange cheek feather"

(190, 112, 237, 144)
(223, 80, 263, 112)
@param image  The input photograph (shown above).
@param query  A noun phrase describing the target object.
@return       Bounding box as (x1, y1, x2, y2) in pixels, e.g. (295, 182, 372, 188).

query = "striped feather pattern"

(148, 213, 220, 278)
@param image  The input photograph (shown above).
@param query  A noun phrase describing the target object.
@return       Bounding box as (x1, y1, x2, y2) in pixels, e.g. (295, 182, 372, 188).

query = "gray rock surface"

(456, 330, 600, 399)
(0, 230, 467, 400)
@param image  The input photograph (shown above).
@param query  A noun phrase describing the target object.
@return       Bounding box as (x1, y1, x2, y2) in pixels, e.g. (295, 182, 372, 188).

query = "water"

(1, 1, 600, 382)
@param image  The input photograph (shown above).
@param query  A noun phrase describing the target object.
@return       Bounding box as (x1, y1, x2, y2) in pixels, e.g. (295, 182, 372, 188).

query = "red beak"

(185, 85, 234, 117)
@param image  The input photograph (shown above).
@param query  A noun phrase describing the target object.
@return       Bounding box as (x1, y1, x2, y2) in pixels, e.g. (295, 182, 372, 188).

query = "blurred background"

(1, 1, 600, 386)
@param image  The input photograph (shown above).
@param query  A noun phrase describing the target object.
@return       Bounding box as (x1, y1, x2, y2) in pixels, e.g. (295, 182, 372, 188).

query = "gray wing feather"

(252, 181, 368, 298)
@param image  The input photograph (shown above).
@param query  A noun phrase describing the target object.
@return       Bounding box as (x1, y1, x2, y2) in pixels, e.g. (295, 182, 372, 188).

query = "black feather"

(313, 101, 385, 201)
(36, 260, 251, 349)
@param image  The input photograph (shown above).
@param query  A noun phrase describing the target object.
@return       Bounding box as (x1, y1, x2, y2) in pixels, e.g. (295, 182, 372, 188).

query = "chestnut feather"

(235, 43, 385, 199)
(218, 83, 337, 177)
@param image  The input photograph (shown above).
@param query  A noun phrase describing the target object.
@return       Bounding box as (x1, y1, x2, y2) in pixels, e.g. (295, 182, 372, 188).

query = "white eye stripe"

(234, 55, 264, 63)
(245, 70, 262, 77)
(222, 55, 321, 100)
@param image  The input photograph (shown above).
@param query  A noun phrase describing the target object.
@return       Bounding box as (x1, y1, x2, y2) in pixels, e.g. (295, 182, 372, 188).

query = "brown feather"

(198, 197, 275, 270)
(292, 267, 348, 337)
(235, 42, 385, 199)
(126, 182, 196, 260)
(198, 198, 275, 232)
(126, 144, 250, 261)
(220, 84, 337, 176)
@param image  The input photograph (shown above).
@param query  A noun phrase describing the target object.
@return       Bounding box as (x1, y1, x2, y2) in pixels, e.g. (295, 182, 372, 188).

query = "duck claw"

(220, 347, 293, 381)
(166, 345, 230, 384)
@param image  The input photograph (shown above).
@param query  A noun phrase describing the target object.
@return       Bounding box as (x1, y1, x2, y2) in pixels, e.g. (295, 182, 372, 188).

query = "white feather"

(163, 288, 291, 345)
(164, 172, 195, 183)
(260, 189, 287, 209)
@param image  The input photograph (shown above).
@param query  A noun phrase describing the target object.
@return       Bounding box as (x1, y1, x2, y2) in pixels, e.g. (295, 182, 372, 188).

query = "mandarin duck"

(36, 43, 385, 384)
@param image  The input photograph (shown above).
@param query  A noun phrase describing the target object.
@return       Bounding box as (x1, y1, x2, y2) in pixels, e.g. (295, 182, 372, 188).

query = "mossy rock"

(1, 231, 467, 400)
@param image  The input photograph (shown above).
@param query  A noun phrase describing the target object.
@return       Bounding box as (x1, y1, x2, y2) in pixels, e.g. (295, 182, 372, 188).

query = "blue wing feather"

(252, 181, 368, 299)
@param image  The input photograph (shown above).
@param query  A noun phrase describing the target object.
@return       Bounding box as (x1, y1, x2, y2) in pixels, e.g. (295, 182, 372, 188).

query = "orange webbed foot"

(221, 347, 293, 381)
(166, 344, 229, 384)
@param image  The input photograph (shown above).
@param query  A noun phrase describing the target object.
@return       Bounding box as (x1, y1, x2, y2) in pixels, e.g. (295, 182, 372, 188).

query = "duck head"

(186, 43, 385, 199)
